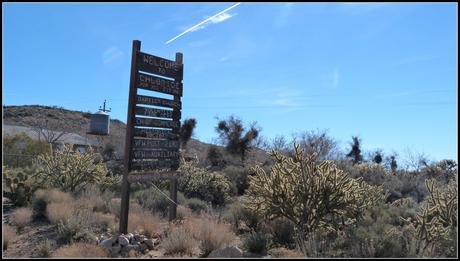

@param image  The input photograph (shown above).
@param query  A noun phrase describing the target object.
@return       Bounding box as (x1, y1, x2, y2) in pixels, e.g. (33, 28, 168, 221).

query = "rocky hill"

(2, 105, 270, 167)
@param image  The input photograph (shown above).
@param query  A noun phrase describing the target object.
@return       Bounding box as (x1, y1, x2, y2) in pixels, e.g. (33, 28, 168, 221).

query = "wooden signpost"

(119, 40, 183, 234)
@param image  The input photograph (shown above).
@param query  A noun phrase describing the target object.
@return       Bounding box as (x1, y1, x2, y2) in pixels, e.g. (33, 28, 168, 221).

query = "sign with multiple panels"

(120, 40, 184, 233)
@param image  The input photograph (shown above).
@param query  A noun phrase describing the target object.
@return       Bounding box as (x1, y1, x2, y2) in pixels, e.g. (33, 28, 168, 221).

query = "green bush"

(178, 157, 233, 206)
(3, 133, 51, 168)
(223, 201, 262, 233)
(221, 166, 252, 195)
(186, 198, 208, 214)
(56, 208, 96, 244)
(133, 188, 186, 218)
(243, 231, 267, 254)
(268, 217, 296, 249)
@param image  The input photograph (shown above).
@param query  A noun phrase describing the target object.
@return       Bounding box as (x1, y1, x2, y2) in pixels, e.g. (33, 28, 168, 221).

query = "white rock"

(208, 246, 244, 258)
(126, 233, 134, 241)
(143, 239, 156, 249)
(118, 235, 130, 246)
(100, 239, 113, 250)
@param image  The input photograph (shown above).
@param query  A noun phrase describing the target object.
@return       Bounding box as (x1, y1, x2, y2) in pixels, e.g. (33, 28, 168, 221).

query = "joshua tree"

(215, 115, 260, 163)
(346, 136, 363, 165)
(180, 118, 196, 148)
(373, 150, 383, 164)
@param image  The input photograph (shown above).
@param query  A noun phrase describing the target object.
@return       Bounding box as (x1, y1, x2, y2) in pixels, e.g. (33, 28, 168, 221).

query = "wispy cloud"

(275, 3, 294, 28)
(336, 3, 389, 15)
(394, 54, 442, 66)
(333, 69, 340, 88)
(102, 46, 123, 64)
(166, 3, 241, 44)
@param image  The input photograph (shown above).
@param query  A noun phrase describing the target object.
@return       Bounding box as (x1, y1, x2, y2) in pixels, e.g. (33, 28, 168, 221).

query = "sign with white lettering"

(133, 128, 179, 140)
(136, 95, 181, 109)
(138, 52, 183, 79)
(137, 72, 182, 96)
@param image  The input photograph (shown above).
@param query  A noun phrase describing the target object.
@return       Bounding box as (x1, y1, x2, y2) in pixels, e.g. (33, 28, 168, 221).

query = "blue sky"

(3, 3, 458, 162)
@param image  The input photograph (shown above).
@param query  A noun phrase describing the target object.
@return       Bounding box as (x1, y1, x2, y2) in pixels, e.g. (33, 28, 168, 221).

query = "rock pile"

(98, 232, 159, 257)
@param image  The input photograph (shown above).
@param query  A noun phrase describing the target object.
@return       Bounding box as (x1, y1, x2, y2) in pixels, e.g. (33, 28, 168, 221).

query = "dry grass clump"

(182, 215, 236, 257)
(46, 202, 74, 225)
(53, 242, 107, 257)
(128, 211, 162, 238)
(92, 212, 118, 232)
(162, 225, 197, 256)
(10, 207, 33, 231)
(3, 224, 17, 250)
(268, 247, 304, 258)
(32, 188, 73, 221)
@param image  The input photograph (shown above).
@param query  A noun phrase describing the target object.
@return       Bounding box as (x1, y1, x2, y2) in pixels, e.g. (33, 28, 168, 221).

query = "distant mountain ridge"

(3, 105, 270, 167)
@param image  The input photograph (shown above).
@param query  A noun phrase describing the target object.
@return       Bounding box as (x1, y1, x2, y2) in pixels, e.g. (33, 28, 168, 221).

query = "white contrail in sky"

(165, 3, 241, 45)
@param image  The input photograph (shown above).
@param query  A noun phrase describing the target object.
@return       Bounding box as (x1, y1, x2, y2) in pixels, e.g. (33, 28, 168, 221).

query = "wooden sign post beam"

(119, 40, 141, 234)
(169, 52, 182, 221)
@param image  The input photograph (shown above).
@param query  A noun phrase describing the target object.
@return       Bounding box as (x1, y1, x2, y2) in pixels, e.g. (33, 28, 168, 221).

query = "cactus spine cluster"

(244, 143, 388, 236)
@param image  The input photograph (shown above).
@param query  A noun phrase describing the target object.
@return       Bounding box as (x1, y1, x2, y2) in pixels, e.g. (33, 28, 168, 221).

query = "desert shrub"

(245, 144, 388, 236)
(33, 144, 112, 193)
(32, 189, 73, 221)
(243, 231, 267, 254)
(223, 201, 262, 233)
(221, 165, 252, 195)
(108, 198, 121, 219)
(413, 178, 457, 257)
(186, 197, 208, 214)
(35, 239, 54, 258)
(133, 188, 185, 218)
(343, 203, 418, 257)
(53, 242, 107, 258)
(178, 157, 233, 206)
(92, 212, 118, 233)
(268, 247, 303, 258)
(193, 216, 235, 257)
(3, 224, 17, 250)
(46, 202, 74, 225)
(176, 205, 192, 221)
(3, 133, 51, 168)
(127, 211, 161, 238)
(163, 226, 197, 256)
(79, 184, 115, 213)
(267, 217, 296, 249)
(207, 145, 226, 169)
(56, 207, 96, 244)
(10, 207, 32, 232)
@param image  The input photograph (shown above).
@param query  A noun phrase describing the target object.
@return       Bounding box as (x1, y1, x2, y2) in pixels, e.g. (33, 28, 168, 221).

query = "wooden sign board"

(132, 150, 180, 159)
(134, 117, 180, 129)
(135, 106, 180, 120)
(133, 128, 179, 140)
(138, 52, 183, 79)
(132, 138, 180, 149)
(127, 171, 179, 182)
(137, 72, 182, 96)
(131, 159, 180, 171)
(137, 95, 181, 110)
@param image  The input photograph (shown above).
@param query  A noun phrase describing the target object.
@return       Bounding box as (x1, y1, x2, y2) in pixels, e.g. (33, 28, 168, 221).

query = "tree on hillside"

(292, 129, 340, 161)
(31, 118, 69, 146)
(346, 136, 363, 165)
(390, 155, 398, 174)
(215, 115, 260, 163)
(180, 118, 197, 148)
(207, 145, 226, 168)
(373, 150, 383, 164)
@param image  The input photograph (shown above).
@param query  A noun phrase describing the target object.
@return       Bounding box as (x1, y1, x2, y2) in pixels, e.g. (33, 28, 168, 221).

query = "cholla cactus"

(244, 143, 388, 236)
(33, 144, 108, 193)
(414, 177, 457, 256)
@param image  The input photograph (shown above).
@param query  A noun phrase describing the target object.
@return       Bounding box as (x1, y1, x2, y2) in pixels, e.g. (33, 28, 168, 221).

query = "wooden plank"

(127, 171, 179, 182)
(130, 159, 179, 171)
(132, 150, 180, 159)
(137, 72, 182, 96)
(135, 106, 180, 120)
(132, 138, 180, 149)
(136, 95, 181, 109)
(137, 52, 183, 79)
(133, 128, 179, 139)
(134, 117, 179, 129)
